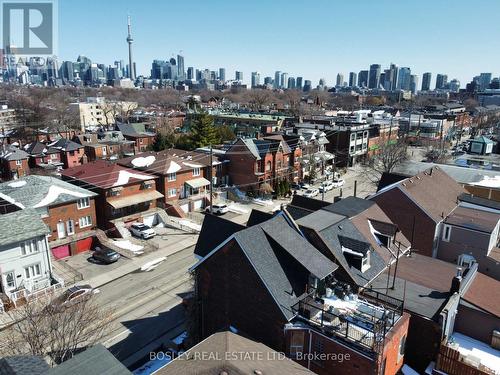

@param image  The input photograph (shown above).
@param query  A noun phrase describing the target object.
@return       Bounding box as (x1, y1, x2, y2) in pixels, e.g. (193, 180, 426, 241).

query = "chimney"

(450, 267, 463, 293)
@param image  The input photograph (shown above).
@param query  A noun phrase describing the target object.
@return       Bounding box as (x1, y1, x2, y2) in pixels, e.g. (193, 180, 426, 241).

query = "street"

(96, 245, 196, 365)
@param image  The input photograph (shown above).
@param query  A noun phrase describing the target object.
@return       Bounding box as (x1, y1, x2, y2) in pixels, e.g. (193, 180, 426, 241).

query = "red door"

(52, 245, 70, 259)
(75, 237, 93, 254)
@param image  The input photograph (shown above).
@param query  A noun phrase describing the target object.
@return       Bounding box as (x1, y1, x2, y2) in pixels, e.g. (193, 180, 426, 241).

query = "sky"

(58, 0, 500, 88)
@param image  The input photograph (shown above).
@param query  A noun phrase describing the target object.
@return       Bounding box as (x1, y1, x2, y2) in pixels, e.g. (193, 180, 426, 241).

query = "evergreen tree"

(149, 133, 174, 152)
(189, 113, 219, 149)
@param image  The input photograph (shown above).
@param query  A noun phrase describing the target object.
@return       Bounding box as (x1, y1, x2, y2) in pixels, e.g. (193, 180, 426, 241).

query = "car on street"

(290, 183, 301, 190)
(299, 182, 311, 190)
(303, 188, 319, 198)
(205, 203, 229, 215)
(50, 285, 99, 310)
(92, 246, 120, 264)
(319, 181, 334, 192)
(331, 179, 345, 188)
(130, 223, 156, 239)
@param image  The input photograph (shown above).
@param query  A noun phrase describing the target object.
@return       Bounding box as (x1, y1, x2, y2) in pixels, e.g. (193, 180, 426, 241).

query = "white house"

(0, 209, 57, 309)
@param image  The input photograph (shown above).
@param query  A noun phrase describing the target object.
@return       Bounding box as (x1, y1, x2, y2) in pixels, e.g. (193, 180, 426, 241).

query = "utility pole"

(209, 144, 213, 214)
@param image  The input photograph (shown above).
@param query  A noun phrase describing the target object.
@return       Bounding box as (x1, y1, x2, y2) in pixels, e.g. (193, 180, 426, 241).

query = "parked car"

(290, 183, 301, 190)
(319, 181, 334, 192)
(130, 223, 156, 239)
(50, 285, 99, 310)
(205, 204, 229, 215)
(92, 246, 120, 264)
(299, 182, 311, 190)
(331, 179, 345, 188)
(303, 188, 319, 198)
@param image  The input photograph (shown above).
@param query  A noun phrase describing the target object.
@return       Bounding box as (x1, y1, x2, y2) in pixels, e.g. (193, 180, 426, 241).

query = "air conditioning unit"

(491, 330, 500, 350)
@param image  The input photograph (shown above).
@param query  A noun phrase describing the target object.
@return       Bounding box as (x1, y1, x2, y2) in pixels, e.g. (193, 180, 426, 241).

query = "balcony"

(291, 281, 403, 357)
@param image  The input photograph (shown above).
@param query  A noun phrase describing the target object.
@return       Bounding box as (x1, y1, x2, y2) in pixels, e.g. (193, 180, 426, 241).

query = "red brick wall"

(196, 239, 289, 351)
(226, 152, 259, 188)
(161, 168, 208, 203)
(2, 159, 30, 180)
(62, 148, 85, 169)
(381, 312, 410, 375)
(44, 199, 97, 241)
(371, 188, 437, 257)
(105, 180, 158, 217)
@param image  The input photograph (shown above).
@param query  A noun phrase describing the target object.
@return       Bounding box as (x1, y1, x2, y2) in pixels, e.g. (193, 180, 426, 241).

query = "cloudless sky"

(58, 0, 500, 88)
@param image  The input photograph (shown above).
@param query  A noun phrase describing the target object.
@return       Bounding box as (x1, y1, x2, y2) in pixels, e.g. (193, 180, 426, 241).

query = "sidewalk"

(86, 234, 198, 289)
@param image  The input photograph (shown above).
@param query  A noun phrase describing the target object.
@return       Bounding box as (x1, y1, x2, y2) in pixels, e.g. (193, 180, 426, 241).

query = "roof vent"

(409, 179, 413, 183)
(254, 371, 263, 375)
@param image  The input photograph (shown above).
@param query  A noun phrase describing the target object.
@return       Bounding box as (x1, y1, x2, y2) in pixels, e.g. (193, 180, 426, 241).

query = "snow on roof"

(8, 180, 27, 188)
(166, 161, 182, 174)
(113, 170, 152, 187)
(471, 175, 500, 188)
(341, 245, 364, 257)
(183, 162, 203, 168)
(33, 185, 91, 208)
(0, 192, 25, 209)
(131, 155, 156, 168)
(450, 332, 500, 375)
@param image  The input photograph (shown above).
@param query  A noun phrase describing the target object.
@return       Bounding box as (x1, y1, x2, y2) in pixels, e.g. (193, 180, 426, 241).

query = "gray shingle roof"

(0, 355, 50, 375)
(194, 214, 245, 258)
(50, 138, 84, 152)
(0, 147, 29, 161)
(0, 175, 97, 210)
(0, 209, 49, 247)
(48, 344, 131, 375)
(323, 196, 375, 218)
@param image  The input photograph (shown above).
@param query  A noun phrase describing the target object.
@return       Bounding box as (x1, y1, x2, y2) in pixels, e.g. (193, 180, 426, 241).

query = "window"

(5, 272, 15, 289)
(193, 167, 200, 177)
(50, 153, 58, 159)
(266, 161, 271, 171)
(398, 335, 406, 361)
(289, 331, 304, 358)
(77, 197, 90, 209)
(24, 264, 42, 279)
(21, 240, 38, 255)
(442, 224, 451, 242)
(167, 172, 176, 181)
(350, 133, 356, 141)
(79, 215, 92, 228)
(16, 159, 22, 166)
(66, 220, 75, 235)
(139, 138, 143, 144)
(168, 188, 177, 197)
(311, 337, 324, 367)
(69, 151, 75, 156)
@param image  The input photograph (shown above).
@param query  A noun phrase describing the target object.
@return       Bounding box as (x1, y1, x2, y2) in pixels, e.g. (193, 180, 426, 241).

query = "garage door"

(180, 203, 189, 213)
(193, 200, 203, 210)
(75, 237, 93, 254)
(52, 245, 70, 259)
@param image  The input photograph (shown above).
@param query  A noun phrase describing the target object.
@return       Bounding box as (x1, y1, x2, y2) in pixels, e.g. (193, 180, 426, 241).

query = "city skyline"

(57, 0, 500, 87)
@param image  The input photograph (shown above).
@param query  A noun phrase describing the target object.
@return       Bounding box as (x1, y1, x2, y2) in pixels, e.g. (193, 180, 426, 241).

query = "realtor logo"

(1, 1, 56, 55)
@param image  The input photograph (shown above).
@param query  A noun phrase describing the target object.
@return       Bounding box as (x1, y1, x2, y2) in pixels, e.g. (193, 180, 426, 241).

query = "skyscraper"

(288, 77, 296, 89)
(389, 63, 399, 90)
(422, 72, 432, 91)
(358, 70, 368, 87)
(264, 76, 273, 85)
(274, 71, 282, 89)
(397, 67, 411, 90)
(303, 80, 312, 92)
(348, 72, 357, 87)
(177, 54, 185, 80)
(235, 71, 243, 81)
(296, 77, 303, 90)
(410, 75, 419, 94)
(251, 72, 260, 88)
(336, 73, 344, 87)
(187, 67, 194, 80)
(219, 68, 226, 81)
(368, 64, 381, 89)
(478, 73, 492, 91)
(281, 72, 288, 89)
(126, 16, 135, 80)
(449, 79, 460, 92)
(435, 74, 448, 90)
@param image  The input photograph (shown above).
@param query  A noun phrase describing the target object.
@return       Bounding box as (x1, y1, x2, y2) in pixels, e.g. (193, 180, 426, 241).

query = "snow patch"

(113, 240, 144, 254)
(450, 332, 500, 374)
(131, 155, 156, 168)
(178, 219, 202, 232)
(182, 162, 203, 168)
(472, 175, 500, 188)
(0, 192, 25, 209)
(33, 186, 90, 208)
(166, 161, 182, 174)
(113, 170, 151, 187)
(8, 180, 27, 188)
(341, 245, 364, 257)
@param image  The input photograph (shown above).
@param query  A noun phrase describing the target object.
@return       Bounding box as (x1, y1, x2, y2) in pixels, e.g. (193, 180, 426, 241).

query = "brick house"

(0, 175, 98, 259)
(117, 123, 156, 153)
(119, 149, 227, 215)
(0, 146, 30, 181)
(24, 141, 64, 173)
(224, 137, 300, 193)
(192, 212, 410, 375)
(72, 132, 135, 161)
(61, 160, 162, 231)
(49, 138, 87, 168)
(370, 166, 466, 258)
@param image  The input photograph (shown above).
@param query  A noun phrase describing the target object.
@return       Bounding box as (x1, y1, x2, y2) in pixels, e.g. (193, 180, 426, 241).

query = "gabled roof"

(0, 175, 96, 210)
(0, 146, 29, 161)
(194, 213, 337, 320)
(117, 123, 155, 138)
(61, 160, 154, 189)
(323, 196, 375, 218)
(50, 138, 84, 152)
(157, 331, 315, 374)
(0, 209, 49, 247)
(373, 166, 466, 222)
(463, 273, 500, 318)
(246, 208, 274, 227)
(194, 214, 245, 258)
(24, 141, 59, 156)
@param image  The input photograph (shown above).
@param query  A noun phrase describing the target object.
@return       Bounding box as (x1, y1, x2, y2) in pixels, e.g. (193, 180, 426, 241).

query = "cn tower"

(126, 16, 135, 80)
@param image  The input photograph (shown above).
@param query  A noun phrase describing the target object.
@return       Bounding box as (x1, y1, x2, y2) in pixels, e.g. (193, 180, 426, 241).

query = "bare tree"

(365, 140, 408, 182)
(0, 294, 114, 365)
(246, 89, 272, 111)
